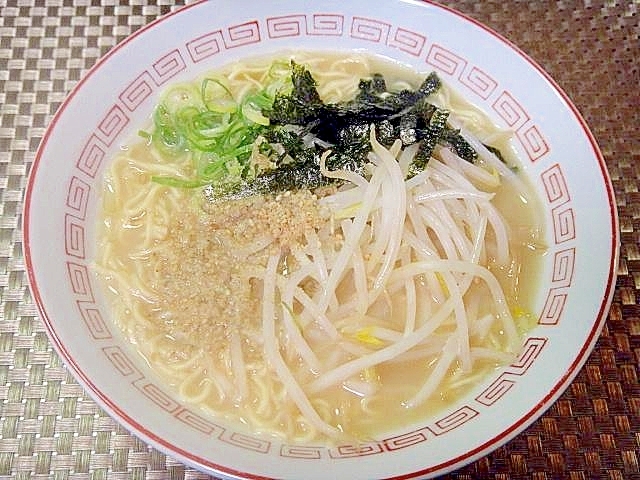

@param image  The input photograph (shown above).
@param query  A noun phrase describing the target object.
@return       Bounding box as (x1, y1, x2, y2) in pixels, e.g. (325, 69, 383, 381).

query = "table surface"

(1, 1, 638, 479)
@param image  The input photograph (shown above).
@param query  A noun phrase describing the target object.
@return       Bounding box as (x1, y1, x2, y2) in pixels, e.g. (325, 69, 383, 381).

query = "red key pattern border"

(61, 14, 572, 458)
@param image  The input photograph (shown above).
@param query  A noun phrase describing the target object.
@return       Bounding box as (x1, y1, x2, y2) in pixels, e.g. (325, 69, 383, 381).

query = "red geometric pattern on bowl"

(492, 91, 530, 130)
(175, 408, 225, 436)
(351, 16, 392, 43)
(221, 432, 272, 454)
(60, 12, 567, 456)
(65, 176, 91, 218)
(459, 66, 498, 100)
(119, 71, 156, 112)
(383, 427, 432, 451)
(538, 163, 576, 325)
(307, 14, 344, 36)
(475, 337, 547, 406)
(267, 14, 345, 38)
(103, 345, 143, 377)
(539, 247, 577, 326)
(388, 27, 427, 56)
(517, 124, 549, 161)
(152, 49, 187, 84)
(331, 441, 385, 458)
(77, 301, 112, 340)
(541, 163, 571, 205)
(280, 444, 323, 460)
(551, 204, 576, 244)
(96, 105, 129, 146)
(539, 289, 568, 326)
(134, 379, 182, 413)
(76, 135, 106, 179)
(186, 21, 261, 63)
(432, 405, 480, 433)
(551, 248, 576, 287)
(426, 44, 467, 77)
(66, 262, 94, 301)
(64, 214, 85, 259)
(228, 22, 262, 45)
(267, 15, 309, 38)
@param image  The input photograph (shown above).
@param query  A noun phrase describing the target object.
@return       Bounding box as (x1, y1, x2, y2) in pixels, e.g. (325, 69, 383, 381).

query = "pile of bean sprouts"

(257, 126, 521, 438)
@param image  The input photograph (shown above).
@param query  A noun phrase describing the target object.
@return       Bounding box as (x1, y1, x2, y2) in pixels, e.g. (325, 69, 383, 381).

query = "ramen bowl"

(23, 1, 618, 479)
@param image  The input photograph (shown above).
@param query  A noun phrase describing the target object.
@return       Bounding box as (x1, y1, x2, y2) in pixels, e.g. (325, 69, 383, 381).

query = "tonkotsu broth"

(95, 51, 545, 443)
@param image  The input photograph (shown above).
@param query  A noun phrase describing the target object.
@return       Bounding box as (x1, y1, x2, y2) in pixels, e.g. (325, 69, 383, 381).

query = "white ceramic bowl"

(24, 1, 619, 478)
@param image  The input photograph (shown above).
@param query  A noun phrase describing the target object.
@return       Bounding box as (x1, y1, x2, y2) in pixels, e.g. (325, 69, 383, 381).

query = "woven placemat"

(0, 1, 638, 479)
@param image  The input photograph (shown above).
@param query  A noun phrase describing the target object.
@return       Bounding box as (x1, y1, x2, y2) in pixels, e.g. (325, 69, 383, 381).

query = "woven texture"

(0, 1, 638, 479)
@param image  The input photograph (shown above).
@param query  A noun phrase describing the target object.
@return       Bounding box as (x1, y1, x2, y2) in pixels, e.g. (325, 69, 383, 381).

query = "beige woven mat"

(0, 1, 638, 479)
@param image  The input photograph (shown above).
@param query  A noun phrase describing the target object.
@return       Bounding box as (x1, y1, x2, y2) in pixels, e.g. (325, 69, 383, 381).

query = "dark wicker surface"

(0, 1, 638, 479)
